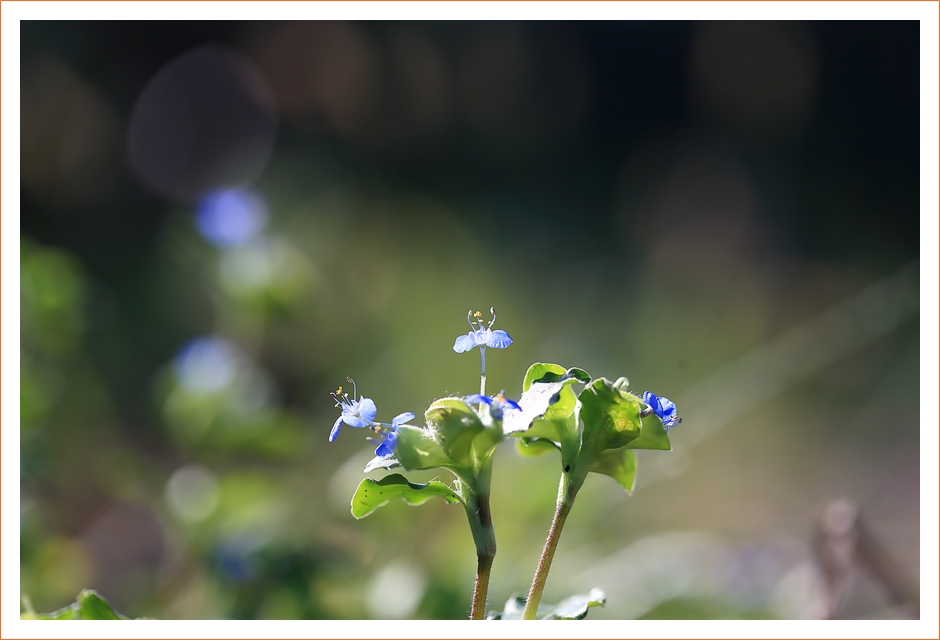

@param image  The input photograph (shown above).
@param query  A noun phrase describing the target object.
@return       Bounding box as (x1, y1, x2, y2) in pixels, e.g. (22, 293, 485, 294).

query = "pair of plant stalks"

(466, 369, 579, 620)
(346, 310, 678, 620)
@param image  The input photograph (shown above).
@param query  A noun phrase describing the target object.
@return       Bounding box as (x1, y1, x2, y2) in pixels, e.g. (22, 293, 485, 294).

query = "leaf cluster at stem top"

(503, 363, 673, 494)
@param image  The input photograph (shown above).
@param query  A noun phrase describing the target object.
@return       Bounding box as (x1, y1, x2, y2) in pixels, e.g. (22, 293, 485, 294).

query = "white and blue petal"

(359, 397, 378, 423)
(453, 333, 478, 353)
(342, 414, 369, 428)
(501, 398, 521, 412)
(486, 330, 513, 349)
(329, 415, 343, 442)
(466, 394, 492, 405)
(392, 412, 415, 426)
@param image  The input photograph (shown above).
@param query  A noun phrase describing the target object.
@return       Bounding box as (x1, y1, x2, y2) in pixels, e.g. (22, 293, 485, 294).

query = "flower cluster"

(329, 377, 414, 456)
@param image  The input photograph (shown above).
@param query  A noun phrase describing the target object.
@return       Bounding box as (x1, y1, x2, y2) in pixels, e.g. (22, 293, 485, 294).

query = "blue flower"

(453, 308, 513, 353)
(329, 378, 378, 441)
(642, 391, 681, 429)
(373, 412, 415, 457)
(466, 391, 521, 420)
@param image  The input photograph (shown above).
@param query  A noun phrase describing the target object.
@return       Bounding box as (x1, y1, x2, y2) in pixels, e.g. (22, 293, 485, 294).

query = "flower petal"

(359, 397, 377, 423)
(501, 398, 521, 411)
(659, 396, 679, 428)
(392, 412, 415, 426)
(329, 415, 343, 442)
(375, 431, 397, 457)
(343, 415, 369, 428)
(660, 396, 677, 417)
(453, 334, 477, 353)
(486, 330, 513, 349)
(466, 394, 492, 405)
(643, 391, 664, 420)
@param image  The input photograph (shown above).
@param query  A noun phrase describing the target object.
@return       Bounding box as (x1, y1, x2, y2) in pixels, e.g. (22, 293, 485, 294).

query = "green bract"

(363, 396, 504, 481)
(506, 363, 673, 493)
(503, 364, 589, 464)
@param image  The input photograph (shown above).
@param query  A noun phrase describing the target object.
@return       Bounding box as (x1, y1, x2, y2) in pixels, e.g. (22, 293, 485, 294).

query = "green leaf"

(545, 587, 607, 619)
(504, 364, 589, 441)
(363, 454, 401, 473)
(626, 413, 672, 451)
(515, 436, 561, 458)
(589, 447, 637, 493)
(579, 378, 643, 452)
(393, 425, 451, 471)
(425, 398, 488, 468)
(487, 588, 606, 620)
(77, 590, 127, 620)
(22, 590, 131, 619)
(350, 473, 461, 519)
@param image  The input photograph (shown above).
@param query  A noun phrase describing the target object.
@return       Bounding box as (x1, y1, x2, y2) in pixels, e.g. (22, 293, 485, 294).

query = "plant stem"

(477, 347, 488, 412)
(522, 470, 583, 620)
(464, 458, 497, 619)
(472, 555, 494, 619)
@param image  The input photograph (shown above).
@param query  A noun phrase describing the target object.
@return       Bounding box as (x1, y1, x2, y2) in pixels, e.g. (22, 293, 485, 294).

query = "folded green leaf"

(589, 447, 637, 493)
(425, 398, 488, 468)
(350, 473, 461, 519)
(487, 588, 606, 620)
(625, 413, 672, 451)
(503, 364, 589, 441)
(515, 436, 561, 458)
(579, 378, 643, 452)
(393, 425, 452, 471)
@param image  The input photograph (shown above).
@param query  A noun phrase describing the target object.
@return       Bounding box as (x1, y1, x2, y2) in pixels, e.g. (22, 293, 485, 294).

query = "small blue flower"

(466, 391, 521, 420)
(329, 378, 378, 441)
(453, 308, 513, 353)
(374, 429, 397, 457)
(373, 412, 415, 457)
(643, 391, 681, 429)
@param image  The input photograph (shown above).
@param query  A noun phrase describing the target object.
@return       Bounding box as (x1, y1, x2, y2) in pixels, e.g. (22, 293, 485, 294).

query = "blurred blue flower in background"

(643, 391, 681, 429)
(195, 188, 269, 248)
(174, 336, 239, 394)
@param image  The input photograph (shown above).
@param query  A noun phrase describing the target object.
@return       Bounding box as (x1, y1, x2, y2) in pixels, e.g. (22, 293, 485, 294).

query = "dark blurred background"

(20, 20, 920, 619)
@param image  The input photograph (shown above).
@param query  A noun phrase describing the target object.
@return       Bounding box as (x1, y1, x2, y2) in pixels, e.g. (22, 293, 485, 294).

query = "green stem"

(462, 457, 497, 620)
(469, 495, 495, 620)
(522, 470, 583, 620)
(479, 347, 487, 412)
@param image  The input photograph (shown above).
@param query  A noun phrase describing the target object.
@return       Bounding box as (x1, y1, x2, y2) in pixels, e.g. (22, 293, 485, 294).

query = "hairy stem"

(472, 554, 494, 619)
(522, 471, 582, 619)
(464, 458, 497, 619)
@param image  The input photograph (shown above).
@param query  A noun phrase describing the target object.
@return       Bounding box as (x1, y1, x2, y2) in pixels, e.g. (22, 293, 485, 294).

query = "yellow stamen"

(474, 311, 482, 318)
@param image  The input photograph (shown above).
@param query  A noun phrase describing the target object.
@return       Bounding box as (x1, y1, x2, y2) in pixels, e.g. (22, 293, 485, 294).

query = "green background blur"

(20, 20, 920, 619)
